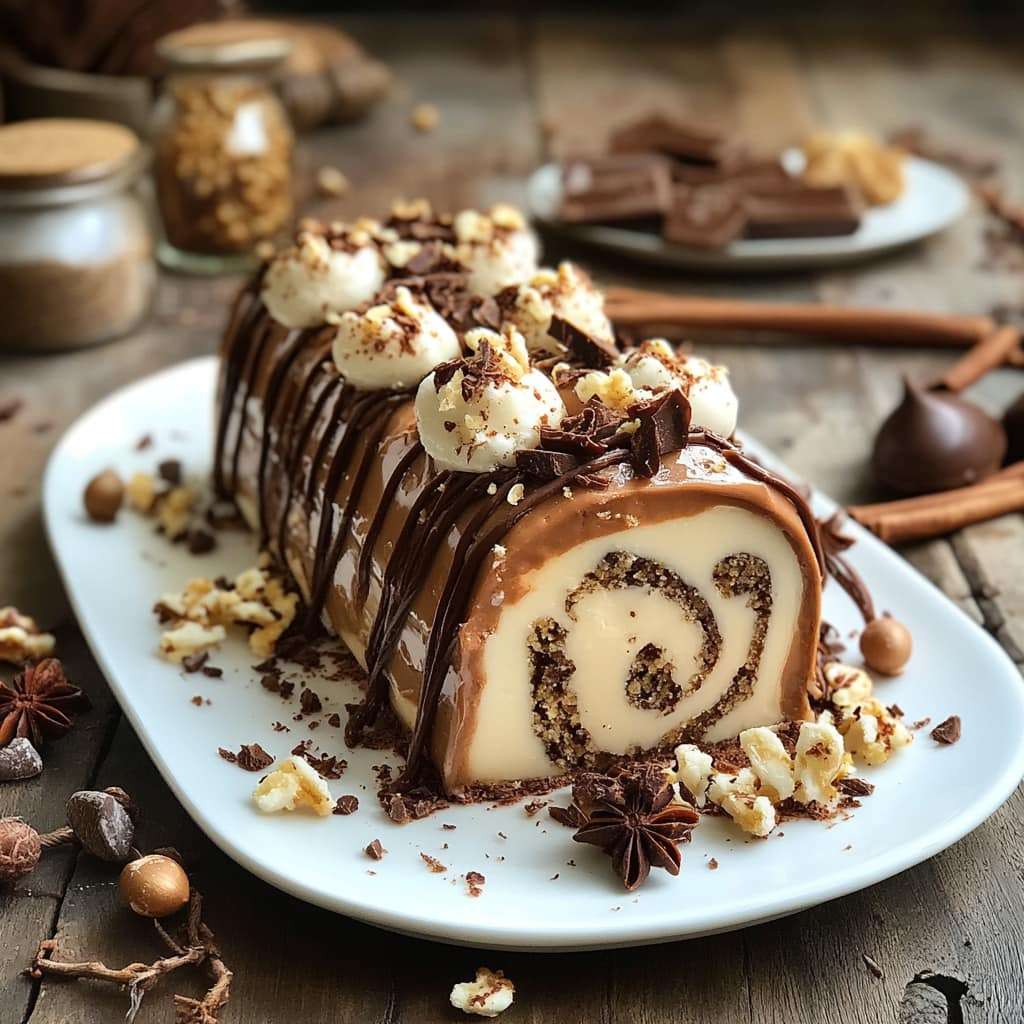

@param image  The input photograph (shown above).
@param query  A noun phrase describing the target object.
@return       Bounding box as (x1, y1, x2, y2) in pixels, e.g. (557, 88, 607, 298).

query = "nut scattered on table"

(66, 789, 135, 862)
(83, 468, 124, 523)
(0, 738, 43, 782)
(0, 607, 56, 665)
(316, 166, 350, 198)
(802, 131, 906, 205)
(450, 967, 515, 1018)
(0, 817, 41, 883)
(119, 853, 191, 917)
(410, 102, 440, 133)
(251, 755, 334, 816)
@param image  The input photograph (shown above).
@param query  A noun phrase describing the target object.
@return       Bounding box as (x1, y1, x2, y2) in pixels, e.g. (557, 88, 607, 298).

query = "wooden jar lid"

(0, 118, 140, 190)
(156, 20, 293, 71)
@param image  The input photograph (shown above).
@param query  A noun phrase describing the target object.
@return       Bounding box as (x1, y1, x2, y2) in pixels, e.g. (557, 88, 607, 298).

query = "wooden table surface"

(3, 15, 1023, 1024)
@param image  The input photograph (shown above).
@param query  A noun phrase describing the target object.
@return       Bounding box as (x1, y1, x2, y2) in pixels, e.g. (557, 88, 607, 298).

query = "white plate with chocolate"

(45, 354, 1024, 950)
(528, 152, 969, 272)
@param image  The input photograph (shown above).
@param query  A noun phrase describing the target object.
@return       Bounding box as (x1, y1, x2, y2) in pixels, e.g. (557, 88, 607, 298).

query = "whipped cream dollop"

(453, 205, 539, 296)
(416, 326, 565, 472)
(506, 262, 615, 354)
(575, 339, 738, 436)
(262, 229, 386, 329)
(332, 285, 461, 390)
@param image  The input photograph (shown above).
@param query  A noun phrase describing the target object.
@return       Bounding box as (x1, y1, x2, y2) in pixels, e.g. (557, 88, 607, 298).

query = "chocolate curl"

(629, 389, 693, 477)
(548, 315, 620, 367)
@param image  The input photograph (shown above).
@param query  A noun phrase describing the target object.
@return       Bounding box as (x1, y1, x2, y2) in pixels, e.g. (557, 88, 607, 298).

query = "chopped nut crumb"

(420, 852, 447, 873)
(0, 607, 56, 664)
(450, 968, 514, 1018)
(316, 166, 350, 198)
(411, 103, 440, 133)
(252, 755, 333, 816)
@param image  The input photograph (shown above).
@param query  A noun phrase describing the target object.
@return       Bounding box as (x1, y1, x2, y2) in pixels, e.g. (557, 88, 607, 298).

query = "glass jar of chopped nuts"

(152, 22, 295, 273)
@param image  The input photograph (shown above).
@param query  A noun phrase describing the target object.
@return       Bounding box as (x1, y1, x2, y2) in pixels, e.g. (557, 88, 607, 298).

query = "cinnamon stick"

(934, 325, 1023, 392)
(605, 286, 996, 350)
(848, 470, 1024, 545)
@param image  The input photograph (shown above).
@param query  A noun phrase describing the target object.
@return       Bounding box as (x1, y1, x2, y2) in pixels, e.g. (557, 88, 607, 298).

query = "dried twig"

(28, 890, 231, 1024)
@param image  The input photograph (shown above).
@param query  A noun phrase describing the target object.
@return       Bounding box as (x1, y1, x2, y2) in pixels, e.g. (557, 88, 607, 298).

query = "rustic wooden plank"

(0, 627, 120, 1024)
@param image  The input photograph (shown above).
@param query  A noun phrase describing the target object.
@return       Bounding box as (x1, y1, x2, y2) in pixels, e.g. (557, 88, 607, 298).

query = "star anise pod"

(0, 659, 90, 748)
(572, 765, 700, 890)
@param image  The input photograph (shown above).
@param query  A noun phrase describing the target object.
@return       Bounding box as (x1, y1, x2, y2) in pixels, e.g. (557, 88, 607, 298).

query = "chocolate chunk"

(609, 113, 747, 170)
(931, 715, 962, 745)
(559, 153, 673, 225)
(236, 743, 274, 772)
(630, 390, 693, 477)
(548, 315, 619, 367)
(663, 185, 747, 249)
(515, 448, 580, 482)
(157, 459, 182, 485)
(333, 795, 359, 815)
(181, 651, 209, 673)
(365, 838, 386, 859)
(217, 747, 237, 763)
(300, 688, 322, 714)
(187, 525, 217, 555)
(836, 777, 875, 797)
(201, 665, 223, 678)
(743, 185, 862, 239)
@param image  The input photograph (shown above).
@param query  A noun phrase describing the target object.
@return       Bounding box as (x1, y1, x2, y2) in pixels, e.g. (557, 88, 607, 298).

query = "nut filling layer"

(528, 550, 772, 768)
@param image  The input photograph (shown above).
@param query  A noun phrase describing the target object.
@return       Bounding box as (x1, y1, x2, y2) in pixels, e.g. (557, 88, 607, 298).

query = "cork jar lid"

(156, 19, 293, 70)
(0, 119, 141, 191)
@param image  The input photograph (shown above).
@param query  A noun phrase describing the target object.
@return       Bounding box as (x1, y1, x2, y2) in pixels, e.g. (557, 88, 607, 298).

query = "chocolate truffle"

(860, 616, 912, 675)
(872, 378, 1007, 496)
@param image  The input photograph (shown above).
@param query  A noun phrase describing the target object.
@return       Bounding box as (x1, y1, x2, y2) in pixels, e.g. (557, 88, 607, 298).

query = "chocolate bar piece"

(672, 159, 792, 191)
(558, 153, 673, 225)
(743, 185, 862, 239)
(609, 113, 747, 171)
(662, 185, 747, 249)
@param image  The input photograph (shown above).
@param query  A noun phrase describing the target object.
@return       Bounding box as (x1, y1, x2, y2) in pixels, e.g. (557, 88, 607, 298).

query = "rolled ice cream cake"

(214, 200, 824, 797)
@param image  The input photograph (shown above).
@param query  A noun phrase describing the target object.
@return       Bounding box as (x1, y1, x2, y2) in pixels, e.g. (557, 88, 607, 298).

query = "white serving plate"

(527, 154, 969, 272)
(44, 357, 1024, 951)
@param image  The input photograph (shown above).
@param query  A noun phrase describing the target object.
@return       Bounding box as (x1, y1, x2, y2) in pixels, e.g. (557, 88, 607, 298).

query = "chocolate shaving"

(158, 459, 183, 486)
(235, 743, 273, 772)
(549, 315, 619, 367)
(365, 839, 386, 859)
(836, 777, 875, 797)
(930, 715, 962, 745)
(333, 795, 359, 815)
(182, 651, 209, 674)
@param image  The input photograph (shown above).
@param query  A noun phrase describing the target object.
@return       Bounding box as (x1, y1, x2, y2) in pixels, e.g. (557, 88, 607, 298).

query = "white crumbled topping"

(825, 662, 913, 766)
(156, 563, 298, 661)
(252, 755, 334, 816)
(452, 205, 538, 295)
(506, 262, 615, 354)
(486, 483, 498, 495)
(575, 368, 640, 411)
(0, 607, 56, 665)
(708, 769, 777, 838)
(616, 339, 739, 436)
(157, 485, 196, 541)
(793, 718, 849, 806)
(158, 621, 227, 662)
(450, 968, 515, 1018)
(125, 471, 159, 513)
(382, 239, 423, 269)
(332, 285, 461, 389)
(739, 727, 795, 802)
(562, 486, 574, 499)
(506, 483, 525, 506)
(415, 327, 565, 473)
(262, 232, 385, 328)
(666, 743, 714, 807)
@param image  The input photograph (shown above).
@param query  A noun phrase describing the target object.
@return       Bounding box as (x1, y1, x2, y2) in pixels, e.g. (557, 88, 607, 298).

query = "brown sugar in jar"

(152, 22, 295, 272)
(0, 119, 155, 352)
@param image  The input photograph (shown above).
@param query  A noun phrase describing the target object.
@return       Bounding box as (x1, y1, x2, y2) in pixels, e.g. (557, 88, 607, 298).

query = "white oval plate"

(527, 154, 969, 272)
(45, 357, 1024, 950)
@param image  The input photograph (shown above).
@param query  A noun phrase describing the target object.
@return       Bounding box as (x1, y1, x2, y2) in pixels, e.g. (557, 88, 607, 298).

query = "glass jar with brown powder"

(0, 118, 155, 352)
(152, 22, 295, 273)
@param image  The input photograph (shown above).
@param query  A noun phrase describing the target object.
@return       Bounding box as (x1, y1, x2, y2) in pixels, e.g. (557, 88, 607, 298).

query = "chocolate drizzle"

(216, 292, 825, 794)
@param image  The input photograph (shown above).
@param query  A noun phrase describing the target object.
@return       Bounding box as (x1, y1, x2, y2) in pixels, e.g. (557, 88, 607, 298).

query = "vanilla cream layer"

(460, 504, 804, 785)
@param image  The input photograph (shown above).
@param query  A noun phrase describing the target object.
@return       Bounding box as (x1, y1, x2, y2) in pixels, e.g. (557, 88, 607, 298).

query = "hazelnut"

(119, 854, 190, 918)
(84, 469, 124, 523)
(860, 616, 913, 675)
(411, 103, 440, 133)
(0, 818, 41, 883)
